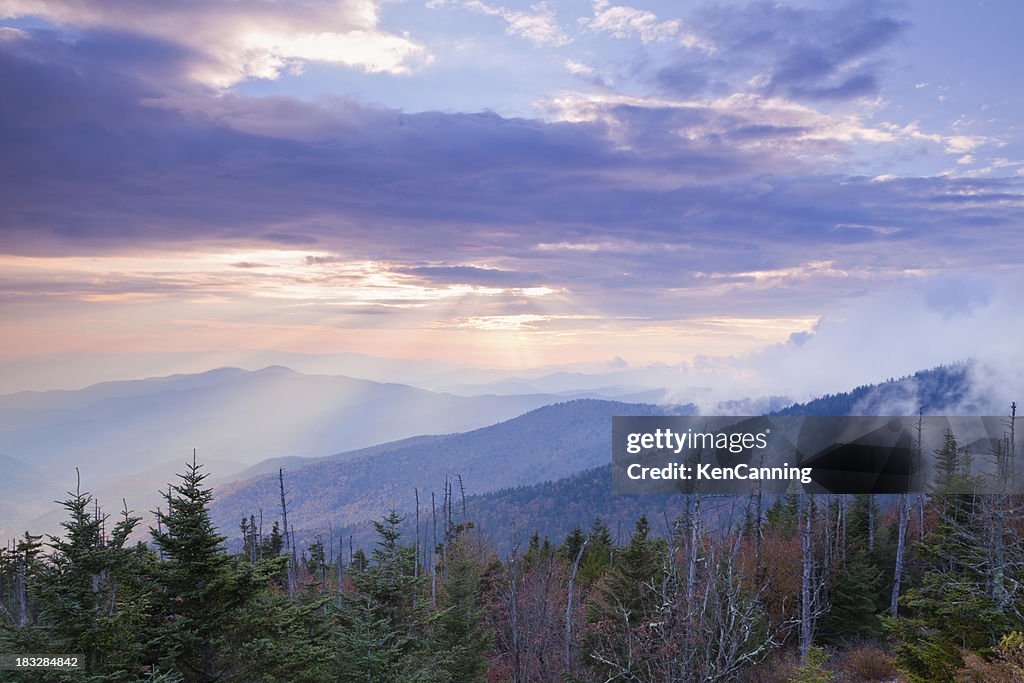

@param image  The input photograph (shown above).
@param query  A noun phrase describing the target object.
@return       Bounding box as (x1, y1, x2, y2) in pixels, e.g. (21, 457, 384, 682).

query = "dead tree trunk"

(566, 537, 588, 676)
(891, 494, 908, 616)
(413, 488, 420, 605)
(431, 490, 438, 608)
(278, 468, 297, 597)
(457, 474, 467, 521)
(687, 492, 701, 606)
(799, 493, 813, 663)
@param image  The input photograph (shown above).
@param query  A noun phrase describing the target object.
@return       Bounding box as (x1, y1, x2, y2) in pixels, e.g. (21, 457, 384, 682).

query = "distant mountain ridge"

(3, 361, 1007, 545)
(771, 363, 977, 416)
(0, 452, 65, 538)
(0, 366, 607, 537)
(324, 464, 698, 557)
(214, 362, 1009, 553)
(0, 365, 584, 474)
(210, 399, 698, 535)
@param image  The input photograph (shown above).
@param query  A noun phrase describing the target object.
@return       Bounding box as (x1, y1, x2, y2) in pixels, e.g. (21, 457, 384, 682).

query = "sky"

(1, 0, 1022, 397)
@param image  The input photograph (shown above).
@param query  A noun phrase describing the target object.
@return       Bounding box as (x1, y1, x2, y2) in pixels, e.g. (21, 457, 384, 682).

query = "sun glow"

(0, 247, 824, 368)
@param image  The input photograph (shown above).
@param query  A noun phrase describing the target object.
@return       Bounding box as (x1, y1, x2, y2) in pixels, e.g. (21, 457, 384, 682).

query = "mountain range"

(0, 366, 637, 536)
(209, 399, 698, 537)
(1, 360, 1004, 547)
(212, 363, 994, 552)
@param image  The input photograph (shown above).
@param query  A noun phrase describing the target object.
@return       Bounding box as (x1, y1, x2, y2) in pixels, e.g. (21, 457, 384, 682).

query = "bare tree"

(492, 532, 568, 682)
(565, 536, 588, 676)
(278, 468, 297, 597)
(799, 492, 813, 663)
(891, 494, 908, 616)
(584, 499, 787, 681)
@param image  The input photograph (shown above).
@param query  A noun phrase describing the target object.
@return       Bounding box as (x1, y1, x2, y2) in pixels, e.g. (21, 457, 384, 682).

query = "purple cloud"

(652, 0, 905, 102)
(0, 23, 1022, 327)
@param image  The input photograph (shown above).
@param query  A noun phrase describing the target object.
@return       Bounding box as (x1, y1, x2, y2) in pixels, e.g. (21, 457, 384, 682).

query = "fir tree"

(432, 536, 495, 682)
(583, 516, 667, 679)
(888, 429, 1012, 682)
(262, 520, 284, 558)
(819, 546, 884, 642)
(578, 517, 614, 585)
(150, 454, 260, 682)
(1, 479, 157, 682)
(355, 509, 419, 628)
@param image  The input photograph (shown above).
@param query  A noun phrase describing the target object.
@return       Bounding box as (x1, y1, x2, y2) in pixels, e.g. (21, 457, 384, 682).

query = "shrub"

(996, 631, 1024, 675)
(746, 649, 800, 683)
(954, 651, 1017, 683)
(841, 643, 898, 681)
(789, 647, 834, 683)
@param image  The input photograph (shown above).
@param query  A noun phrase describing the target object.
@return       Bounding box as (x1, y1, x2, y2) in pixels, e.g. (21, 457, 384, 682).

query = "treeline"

(771, 363, 973, 417)
(2, 412, 1024, 681)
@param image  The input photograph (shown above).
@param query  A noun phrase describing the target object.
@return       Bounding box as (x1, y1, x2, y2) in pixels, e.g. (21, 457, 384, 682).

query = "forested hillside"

(772, 364, 974, 417)
(4, 408, 1024, 681)
(210, 399, 697, 534)
(323, 465, 692, 555)
(3, 369, 1023, 681)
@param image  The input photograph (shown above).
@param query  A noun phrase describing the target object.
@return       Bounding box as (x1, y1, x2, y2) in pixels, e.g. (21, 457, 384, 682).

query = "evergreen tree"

(351, 548, 369, 573)
(560, 525, 586, 566)
(764, 492, 800, 536)
(336, 511, 442, 682)
(583, 516, 667, 679)
(355, 510, 419, 628)
(432, 536, 495, 682)
(1, 482, 159, 682)
(0, 531, 44, 628)
(599, 516, 663, 616)
(333, 595, 424, 683)
(578, 517, 614, 585)
(521, 532, 555, 574)
(845, 494, 878, 546)
(150, 454, 260, 682)
(261, 520, 284, 558)
(306, 538, 326, 592)
(229, 577, 337, 683)
(888, 430, 1013, 682)
(818, 546, 884, 642)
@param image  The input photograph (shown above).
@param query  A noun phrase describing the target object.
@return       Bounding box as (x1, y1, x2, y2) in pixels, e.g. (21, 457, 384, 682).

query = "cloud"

(2, 29, 1022, 295)
(396, 265, 545, 288)
(651, 0, 904, 103)
(579, 0, 711, 49)
(1, 24, 1023, 373)
(637, 271, 1024, 415)
(564, 58, 594, 76)
(0, 0, 431, 85)
(428, 0, 569, 47)
(542, 90, 992, 163)
(436, 313, 588, 331)
(230, 261, 275, 269)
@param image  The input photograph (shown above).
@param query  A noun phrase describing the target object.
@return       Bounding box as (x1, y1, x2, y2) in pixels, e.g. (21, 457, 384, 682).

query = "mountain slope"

(771, 363, 977, 416)
(0, 453, 65, 538)
(0, 366, 594, 536)
(0, 366, 578, 474)
(210, 399, 697, 534)
(215, 363, 1004, 551)
(323, 464, 700, 557)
